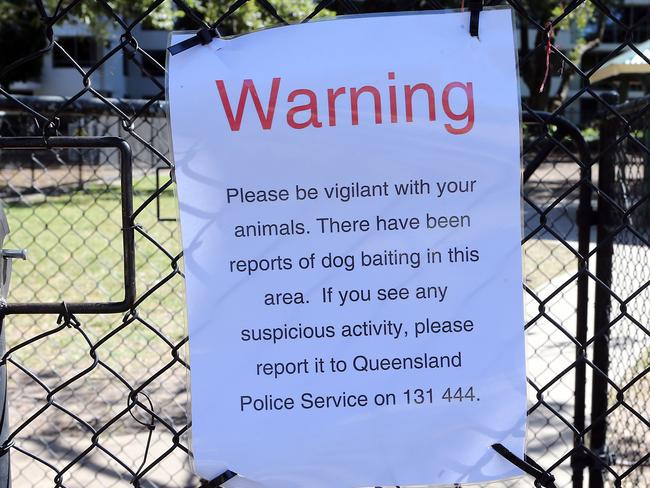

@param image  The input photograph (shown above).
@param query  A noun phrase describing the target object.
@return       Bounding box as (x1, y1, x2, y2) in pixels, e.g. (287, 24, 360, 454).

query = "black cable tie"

(492, 443, 557, 488)
(56, 302, 80, 328)
(201, 470, 238, 487)
(168, 26, 221, 56)
(468, 0, 483, 38)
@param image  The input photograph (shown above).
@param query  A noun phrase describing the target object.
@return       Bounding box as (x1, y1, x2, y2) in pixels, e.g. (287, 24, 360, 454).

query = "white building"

(11, 22, 168, 99)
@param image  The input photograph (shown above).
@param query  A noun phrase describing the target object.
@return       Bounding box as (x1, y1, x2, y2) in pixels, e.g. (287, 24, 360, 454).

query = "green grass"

(3, 174, 188, 377)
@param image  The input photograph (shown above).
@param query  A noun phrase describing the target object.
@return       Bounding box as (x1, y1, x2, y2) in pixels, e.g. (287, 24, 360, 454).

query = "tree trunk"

(520, 28, 552, 111)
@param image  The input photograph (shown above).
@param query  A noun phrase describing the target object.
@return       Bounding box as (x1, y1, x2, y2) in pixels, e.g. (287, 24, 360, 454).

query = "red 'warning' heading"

(215, 72, 475, 135)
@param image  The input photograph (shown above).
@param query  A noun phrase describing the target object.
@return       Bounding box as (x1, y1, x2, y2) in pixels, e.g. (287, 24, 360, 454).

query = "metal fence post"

(573, 124, 595, 488)
(0, 315, 9, 488)
(637, 107, 650, 227)
(0, 206, 16, 488)
(589, 91, 620, 488)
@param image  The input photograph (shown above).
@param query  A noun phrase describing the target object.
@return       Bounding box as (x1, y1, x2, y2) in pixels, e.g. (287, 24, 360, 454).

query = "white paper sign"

(168, 9, 525, 488)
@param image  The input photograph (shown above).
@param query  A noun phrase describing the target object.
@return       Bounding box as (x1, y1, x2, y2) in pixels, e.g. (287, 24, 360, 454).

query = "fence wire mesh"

(0, 96, 189, 487)
(0, 0, 648, 487)
(605, 95, 650, 487)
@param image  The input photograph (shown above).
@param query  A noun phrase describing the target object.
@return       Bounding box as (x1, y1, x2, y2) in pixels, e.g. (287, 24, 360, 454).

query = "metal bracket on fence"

(0, 249, 26, 304)
(571, 445, 616, 474)
(0, 210, 16, 304)
(0, 137, 135, 315)
(591, 445, 616, 470)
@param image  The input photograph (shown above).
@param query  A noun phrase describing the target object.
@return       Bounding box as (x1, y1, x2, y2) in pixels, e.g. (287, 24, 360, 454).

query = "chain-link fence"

(0, 94, 189, 487)
(0, 1, 649, 488)
(521, 112, 595, 488)
(599, 94, 650, 487)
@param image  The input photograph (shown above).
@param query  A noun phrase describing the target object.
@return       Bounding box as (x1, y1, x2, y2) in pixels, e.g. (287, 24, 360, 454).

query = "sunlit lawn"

(2, 174, 187, 377)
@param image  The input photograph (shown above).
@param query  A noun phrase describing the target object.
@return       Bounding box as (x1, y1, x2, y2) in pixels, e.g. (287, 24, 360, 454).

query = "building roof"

(590, 39, 650, 83)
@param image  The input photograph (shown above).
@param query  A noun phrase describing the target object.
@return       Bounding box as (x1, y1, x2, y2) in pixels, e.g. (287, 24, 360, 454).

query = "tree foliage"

(347, 0, 619, 111)
(180, 0, 333, 34)
(41, 0, 331, 34)
(1, 0, 621, 109)
(518, 0, 613, 110)
(0, 0, 330, 87)
(0, 1, 47, 87)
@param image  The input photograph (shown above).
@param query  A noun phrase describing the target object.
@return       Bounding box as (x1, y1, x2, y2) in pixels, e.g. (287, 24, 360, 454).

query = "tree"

(34, 0, 330, 35)
(0, 1, 47, 88)
(518, 1, 611, 111)
(0, 0, 332, 89)
(178, 0, 333, 34)
(336, 0, 616, 112)
(1, 0, 617, 111)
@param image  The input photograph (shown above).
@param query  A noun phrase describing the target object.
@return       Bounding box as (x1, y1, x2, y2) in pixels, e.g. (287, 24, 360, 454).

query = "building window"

(602, 6, 650, 44)
(53, 37, 98, 68)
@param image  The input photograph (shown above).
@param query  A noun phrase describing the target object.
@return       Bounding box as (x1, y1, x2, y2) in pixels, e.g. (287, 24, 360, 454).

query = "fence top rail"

(0, 94, 167, 118)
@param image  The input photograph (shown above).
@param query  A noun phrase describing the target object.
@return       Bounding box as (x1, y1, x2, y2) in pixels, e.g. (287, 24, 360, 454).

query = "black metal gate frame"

(0, 137, 136, 315)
